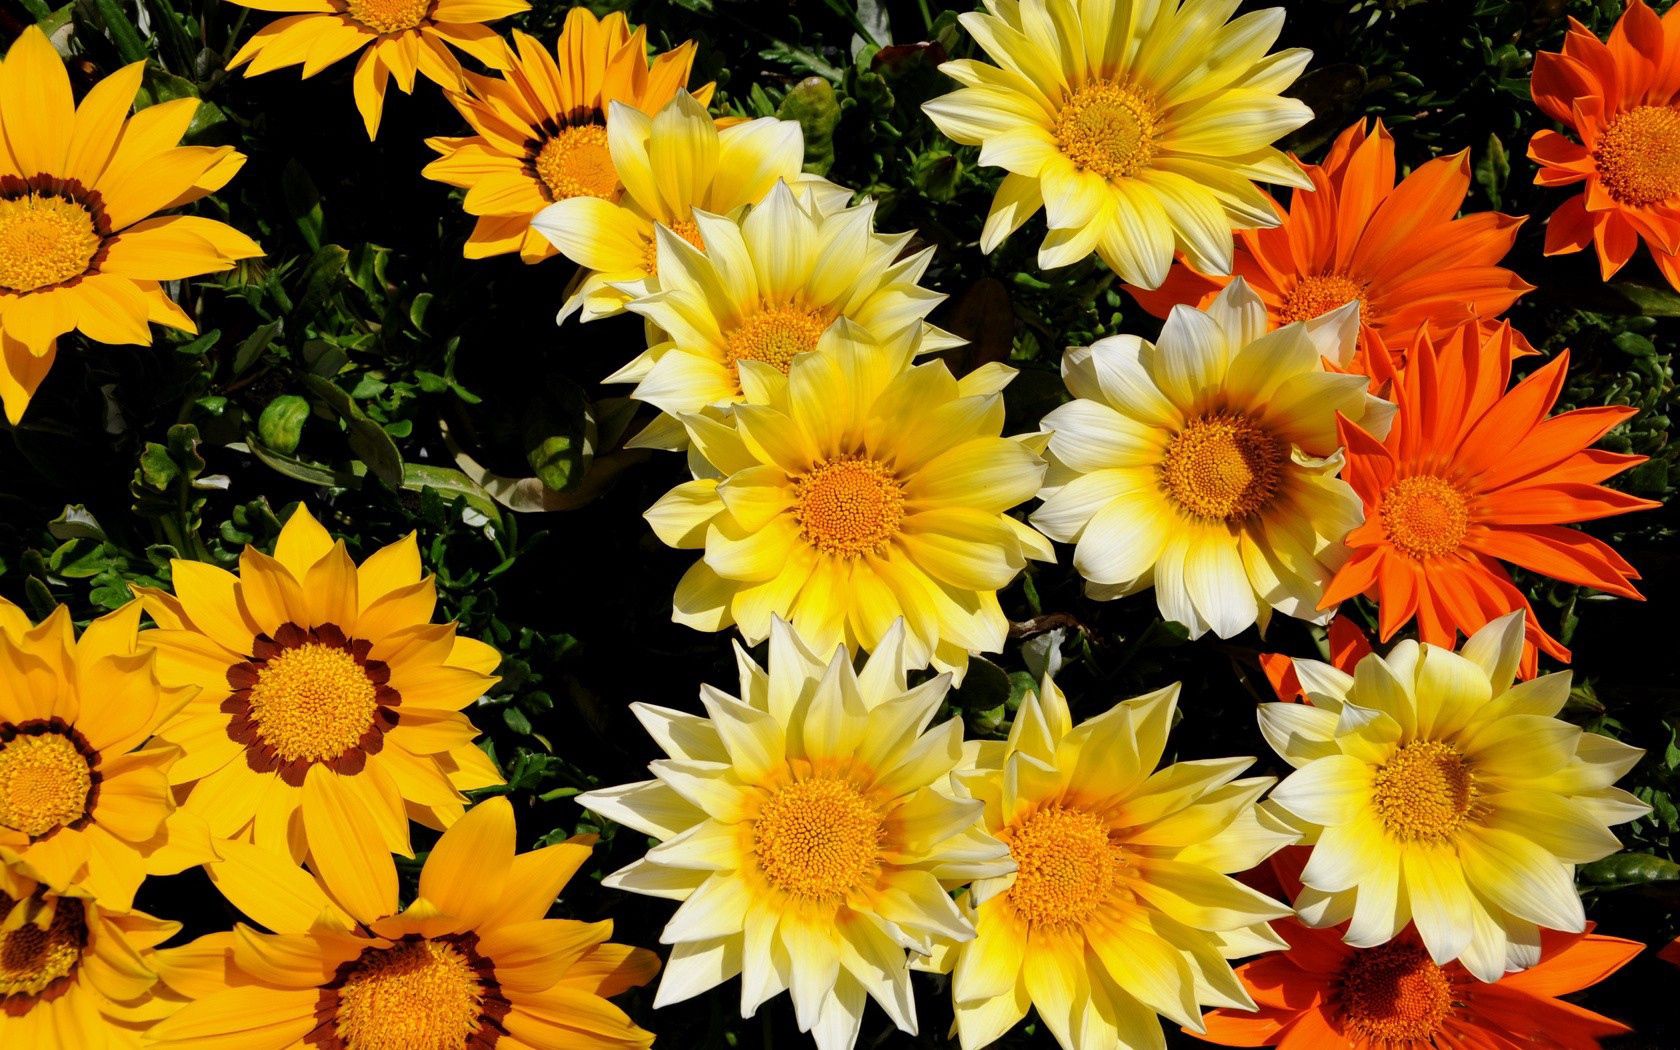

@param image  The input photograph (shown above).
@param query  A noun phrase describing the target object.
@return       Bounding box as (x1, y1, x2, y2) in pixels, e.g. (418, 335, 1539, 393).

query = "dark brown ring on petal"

(303, 932, 508, 1049)
(0, 717, 104, 839)
(0, 174, 113, 293)
(0, 891, 88, 1015)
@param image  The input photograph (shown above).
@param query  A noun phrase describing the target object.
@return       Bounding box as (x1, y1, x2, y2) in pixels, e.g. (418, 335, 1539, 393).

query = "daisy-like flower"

(1322, 322, 1658, 678)
(0, 600, 202, 909)
(226, 0, 525, 140)
(0, 27, 260, 424)
(133, 505, 503, 872)
(935, 674, 1295, 1050)
(645, 327, 1051, 678)
(149, 796, 659, 1050)
(577, 619, 1014, 1050)
(1031, 279, 1390, 639)
(922, 0, 1313, 286)
(1530, 0, 1680, 290)
(1129, 120, 1534, 389)
(532, 91, 848, 322)
(424, 10, 712, 262)
(1260, 611, 1648, 982)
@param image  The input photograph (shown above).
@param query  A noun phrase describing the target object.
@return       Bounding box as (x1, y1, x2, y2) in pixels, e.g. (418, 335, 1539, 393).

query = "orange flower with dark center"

(1322, 322, 1658, 678)
(1128, 120, 1532, 389)
(1530, 0, 1680, 290)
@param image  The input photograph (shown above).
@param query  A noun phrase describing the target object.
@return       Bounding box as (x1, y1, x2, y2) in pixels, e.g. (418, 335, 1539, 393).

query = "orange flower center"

(1381, 474, 1470, 559)
(1371, 740, 1477, 843)
(751, 775, 884, 902)
(792, 455, 905, 558)
(640, 218, 706, 276)
(0, 188, 101, 293)
(0, 892, 87, 1002)
(1160, 411, 1287, 522)
(1055, 81, 1159, 181)
(0, 724, 97, 840)
(722, 305, 832, 389)
(249, 642, 380, 764)
(333, 937, 486, 1050)
(1594, 104, 1680, 208)
(1336, 940, 1455, 1043)
(533, 124, 618, 202)
(1279, 273, 1367, 325)
(999, 805, 1130, 928)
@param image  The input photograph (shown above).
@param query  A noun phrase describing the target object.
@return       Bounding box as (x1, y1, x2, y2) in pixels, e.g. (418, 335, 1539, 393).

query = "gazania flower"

(1260, 611, 1648, 983)
(149, 796, 659, 1049)
(0, 600, 202, 909)
(532, 91, 848, 322)
(645, 327, 1051, 678)
(226, 0, 524, 140)
(936, 674, 1295, 1050)
(133, 504, 503, 874)
(1031, 279, 1390, 639)
(922, 0, 1313, 286)
(424, 11, 711, 262)
(0, 27, 260, 424)
(1130, 120, 1533, 388)
(1322, 322, 1658, 678)
(1530, 0, 1680, 290)
(577, 619, 1013, 1050)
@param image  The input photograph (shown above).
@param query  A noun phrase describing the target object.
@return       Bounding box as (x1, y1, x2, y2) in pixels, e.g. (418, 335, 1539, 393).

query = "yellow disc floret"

(1371, 740, 1477, 843)
(0, 191, 102, 294)
(0, 729, 94, 839)
(1054, 81, 1159, 182)
(1594, 104, 1680, 208)
(722, 306, 833, 387)
(999, 805, 1128, 928)
(247, 643, 379, 764)
(534, 125, 618, 202)
(1160, 412, 1287, 523)
(0, 892, 86, 1000)
(792, 455, 906, 558)
(333, 937, 486, 1050)
(752, 774, 885, 902)
(1336, 940, 1454, 1044)
(1381, 475, 1472, 560)
(641, 218, 707, 276)
(341, 0, 432, 34)
(1279, 273, 1368, 325)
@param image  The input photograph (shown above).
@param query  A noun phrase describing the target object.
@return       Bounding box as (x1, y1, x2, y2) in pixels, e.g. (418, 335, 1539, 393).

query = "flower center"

(333, 937, 486, 1050)
(1054, 80, 1159, 181)
(0, 188, 102, 293)
(999, 805, 1129, 928)
(1594, 104, 1680, 207)
(341, 0, 432, 34)
(721, 305, 832, 390)
(1381, 474, 1471, 559)
(751, 775, 884, 902)
(1160, 411, 1287, 523)
(641, 218, 706, 276)
(533, 125, 617, 202)
(1279, 273, 1367, 325)
(792, 455, 905, 558)
(1336, 940, 1455, 1043)
(0, 892, 87, 1002)
(0, 724, 97, 840)
(1371, 741, 1477, 843)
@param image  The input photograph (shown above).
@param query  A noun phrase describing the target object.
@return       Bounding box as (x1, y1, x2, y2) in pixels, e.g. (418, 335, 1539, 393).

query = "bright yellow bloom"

(1031, 279, 1390, 639)
(0, 600, 203, 909)
(645, 329, 1052, 678)
(923, 0, 1313, 286)
(578, 620, 1013, 1050)
(1261, 611, 1648, 982)
(532, 90, 850, 322)
(133, 505, 502, 877)
(0, 27, 260, 423)
(149, 796, 659, 1049)
(424, 10, 712, 262)
(226, 0, 526, 139)
(935, 675, 1294, 1050)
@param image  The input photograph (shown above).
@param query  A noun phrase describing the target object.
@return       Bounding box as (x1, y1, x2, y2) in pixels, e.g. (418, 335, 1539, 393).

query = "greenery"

(1, 0, 1675, 1045)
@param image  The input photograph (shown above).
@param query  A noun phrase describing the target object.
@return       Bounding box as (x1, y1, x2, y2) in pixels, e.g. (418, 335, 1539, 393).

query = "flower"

(611, 181, 964, 446)
(1259, 611, 1648, 982)
(1529, 0, 1680, 290)
(0, 27, 260, 424)
(1258, 617, 1373, 705)
(133, 504, 503, 874)
(644, 327, 1051, 678)
(148, 796, 659, 1049)
(1129, 120, 1533, 389)
(936, 674, 1295, 1050)
(0, 600, 203, 909)
(424, 10, 712, 262)
(576, 619, 1013, 1050)
(922, 0, 1313, 286)
(226, 0, 525, 140)
(1031, 279, 1389, 639)
(1322, 322, 1658, 678)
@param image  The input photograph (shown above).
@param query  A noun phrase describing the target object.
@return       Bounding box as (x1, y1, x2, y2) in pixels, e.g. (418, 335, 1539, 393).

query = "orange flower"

(1129, 120, 1532, 389)
(1322, 322, 1657, 678)
(1258, 617, 1372, 704)
(1530, 0, 1680, 290)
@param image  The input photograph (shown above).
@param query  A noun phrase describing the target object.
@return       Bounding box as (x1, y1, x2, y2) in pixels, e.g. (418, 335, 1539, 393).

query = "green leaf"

(300, 374, 404, 488)
(1580, 852, 1680, 888)
(778, 77, 842, 175)
(257, 395, 311, 455)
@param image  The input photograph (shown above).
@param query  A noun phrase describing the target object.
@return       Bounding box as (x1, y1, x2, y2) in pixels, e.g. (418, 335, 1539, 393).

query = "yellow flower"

(1261, 611, 1648, 982)
(923, 0, 1313, 286)
(133, 505, 502, 877)
(0, 600, 204, 909)
(0, 27, 260, 424)
(424, 10, 712, 262)
(936, 675, 1294, 1050)
(578, 619, 1013, 1050)
(532, 90, 850, 323)
(1031, 279, 1390, 639)
(226, 0, 526, 139)
(148, 796, 659, 1049)
(645, 328, 1052, 678)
